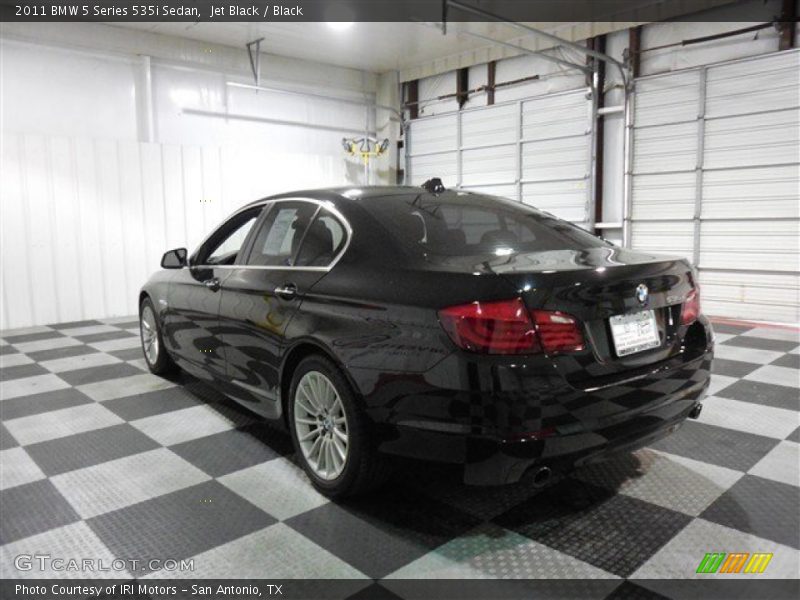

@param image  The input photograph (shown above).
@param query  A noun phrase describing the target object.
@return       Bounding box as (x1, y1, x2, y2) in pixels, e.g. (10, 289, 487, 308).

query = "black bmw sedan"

(139, 184, 713, 497)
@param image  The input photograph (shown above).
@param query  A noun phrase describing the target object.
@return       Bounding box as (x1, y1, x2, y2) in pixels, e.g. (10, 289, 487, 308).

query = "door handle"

(274, 283, 298, 300)
(204, 278, 221, 292)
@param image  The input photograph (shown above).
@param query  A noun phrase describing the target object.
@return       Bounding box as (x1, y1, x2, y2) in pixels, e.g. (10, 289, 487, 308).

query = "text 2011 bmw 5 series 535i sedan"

(139, 183, 713, 497)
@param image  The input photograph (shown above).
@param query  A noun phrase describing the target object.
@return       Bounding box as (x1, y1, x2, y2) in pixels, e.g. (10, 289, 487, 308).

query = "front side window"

(294, 210, 347, 267)
(200, 207, 262, 266)
(246, 202, 317, 266)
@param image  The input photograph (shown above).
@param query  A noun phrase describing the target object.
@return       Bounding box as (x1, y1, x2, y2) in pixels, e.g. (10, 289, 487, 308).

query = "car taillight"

(438, 298, 584, 355)
(681, 288, 701, 325)
(531, 310, 585, 353)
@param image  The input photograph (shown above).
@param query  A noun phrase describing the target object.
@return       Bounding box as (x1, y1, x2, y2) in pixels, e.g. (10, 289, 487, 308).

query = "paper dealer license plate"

(609, 310, 661, 356)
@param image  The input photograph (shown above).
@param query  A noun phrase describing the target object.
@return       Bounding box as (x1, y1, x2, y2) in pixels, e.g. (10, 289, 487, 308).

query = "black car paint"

(142, 186, 713, 485)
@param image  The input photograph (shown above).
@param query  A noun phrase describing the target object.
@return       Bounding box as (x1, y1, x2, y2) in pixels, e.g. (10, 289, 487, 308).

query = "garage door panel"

(635, 71, 701, 127)
(700, 271, 800, 323)
(522, 137, 588, 182)
(631, 172, 696, 221)
(523, 180, 587, 224)
(706, 52, 800, 118)
(462, 104, 517, 147)
(462, 183, 518, 200)
(408, 115, 457, 155)
(702, 165, 800, 220)
(699, 220, 799, 272)
(704, 109, 799, 170)
(409, 151, 457, 186)
(633, 121, 698, 174)
(462, 144, 516, 186)
(522, 90, 589, 140)
(631, 221, 694, 261)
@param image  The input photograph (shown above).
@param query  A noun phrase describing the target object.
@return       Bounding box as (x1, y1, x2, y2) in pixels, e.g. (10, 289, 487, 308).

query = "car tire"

(288, 354, 389, 498)
(139, 297, 177, 375)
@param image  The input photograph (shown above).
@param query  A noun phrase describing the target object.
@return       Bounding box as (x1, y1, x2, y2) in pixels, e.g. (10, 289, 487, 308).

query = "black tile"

(0, 363, 49, 382)
(57, 362, 143, 386)
(715, 380, 799, 411)
(286, 487, 481, 578)
(787, 427, 800, 443)
(0, 345, 19, 356)
(701, 475, 800, 549)
(3, 330, 64, 344)
(710, 323, 753, 335)
(605, 581, 671, 600)
(169, 425, 285, 477)
(650, 420, 778, 472)
(114, 320, 140, 329)
(0, 388, 94, 420)
(26, 344, 97, 363)
(346, 583, 404, 600)
(26, 423, 160, 476)
(0, 480, 80, 544)
(0, 423, 18, 450)
(102, 387, 204, 421)
(110, 347, 145, 361)
(494, 479, 691, 578)
(771, 353, 800, 370)
(88, 481, 275, 573)
(49, 319, 103, 330)
(721, 336, 797, 353)
(711, 358, 760, 378)
(75, 330, 137, 343)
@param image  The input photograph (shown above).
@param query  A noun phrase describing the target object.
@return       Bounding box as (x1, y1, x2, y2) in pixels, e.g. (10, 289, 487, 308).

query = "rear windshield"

(361, 191, 608, 257)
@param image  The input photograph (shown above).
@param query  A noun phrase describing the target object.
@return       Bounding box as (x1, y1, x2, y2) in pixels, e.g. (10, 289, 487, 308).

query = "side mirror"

(161, 248, 187, 269)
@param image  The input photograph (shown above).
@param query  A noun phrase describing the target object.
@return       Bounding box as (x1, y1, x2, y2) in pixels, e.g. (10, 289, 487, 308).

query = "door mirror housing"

(161, 248, 188, 269)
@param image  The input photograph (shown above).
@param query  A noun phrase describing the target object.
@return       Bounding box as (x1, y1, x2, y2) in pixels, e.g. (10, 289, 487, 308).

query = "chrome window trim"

(187, 197, 352, 273)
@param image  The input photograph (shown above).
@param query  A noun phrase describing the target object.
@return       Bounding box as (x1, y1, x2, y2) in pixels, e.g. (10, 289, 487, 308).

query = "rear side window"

(362, 192, 607, 257)
(295, 210, 347, 267)
(246, 202, 317, 266)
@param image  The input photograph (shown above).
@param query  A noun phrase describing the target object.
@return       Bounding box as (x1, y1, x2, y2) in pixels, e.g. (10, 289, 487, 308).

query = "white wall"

(0, 24, 393, 329)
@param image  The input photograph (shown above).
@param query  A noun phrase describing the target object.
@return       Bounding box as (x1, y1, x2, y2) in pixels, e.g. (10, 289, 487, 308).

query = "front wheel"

(139, 297, 176, 375)
(288, 355, 388, 498)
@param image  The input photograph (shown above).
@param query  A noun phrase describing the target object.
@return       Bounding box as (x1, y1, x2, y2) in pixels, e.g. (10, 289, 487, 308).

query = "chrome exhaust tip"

(689, 403, 703, 420)
(532, 466, 552, 488)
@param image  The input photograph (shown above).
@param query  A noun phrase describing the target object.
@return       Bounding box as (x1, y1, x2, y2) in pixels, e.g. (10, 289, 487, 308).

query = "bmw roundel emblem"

(636, 283, 649, 305)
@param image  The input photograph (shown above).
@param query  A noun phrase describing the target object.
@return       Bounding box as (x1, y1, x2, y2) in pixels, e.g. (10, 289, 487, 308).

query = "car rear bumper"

(365, 343, 712, 485)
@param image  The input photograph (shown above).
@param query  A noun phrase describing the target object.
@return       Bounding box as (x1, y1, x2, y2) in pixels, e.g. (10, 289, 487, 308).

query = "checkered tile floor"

(0, 317, 798, 585)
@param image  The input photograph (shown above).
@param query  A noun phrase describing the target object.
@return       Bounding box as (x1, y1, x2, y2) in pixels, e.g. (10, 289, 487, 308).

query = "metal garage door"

(406, 88, 595, 228)
(630, 50, 800, 323)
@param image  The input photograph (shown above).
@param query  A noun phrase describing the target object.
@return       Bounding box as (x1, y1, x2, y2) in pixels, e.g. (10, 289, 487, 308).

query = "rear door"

(163, 205, 263, 378)
(218, 199, 349, 417)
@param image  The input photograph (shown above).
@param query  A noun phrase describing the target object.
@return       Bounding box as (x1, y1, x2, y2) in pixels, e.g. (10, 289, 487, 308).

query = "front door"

(162, 205, 263, 379)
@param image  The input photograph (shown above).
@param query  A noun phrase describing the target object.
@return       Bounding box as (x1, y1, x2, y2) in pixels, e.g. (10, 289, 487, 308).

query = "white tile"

(98, 315, 138, 325)
(713, 332, 734, 344)
(219, 458, 329, 521)
(51, 448, 210, 519)
(0, 447, 46, 490)
(0, 373, 70, 401)
(0, 325, 55, 337)
(127, 358, 149, 372)
(57, 325, 121, 337)
(714, 344, 784, 365)
(149, 523, 368, 580)
(707, 374, 737, 397)
(744, 365, 799, 389)
(3, 403, 124, 445)
(77, 372, 174, 402)
(0, 353, 34, 368)
(632, 519, 800, 579)
(40, 352, 122, 373)
(748, 441, 800, 487)
(88, 337, 141, 352)
(0, 521, 130, 579)
(698, 396, 799, 440)
(131, 404, 252, 446)
(10, 337, 82, 354)
(386, 523, 619, 579)
(741, 328, 800, 343)
(789, 345, 800, 355)
(124, 328, 140, 336)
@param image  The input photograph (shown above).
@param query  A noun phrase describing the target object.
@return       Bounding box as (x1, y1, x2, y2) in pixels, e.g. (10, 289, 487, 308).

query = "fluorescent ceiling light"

(328, 22, 354, 32)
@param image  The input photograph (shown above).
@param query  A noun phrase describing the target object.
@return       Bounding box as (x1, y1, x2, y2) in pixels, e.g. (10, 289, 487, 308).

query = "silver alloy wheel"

(293, 371, 349, 481)
(140, 305, 159, 365)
